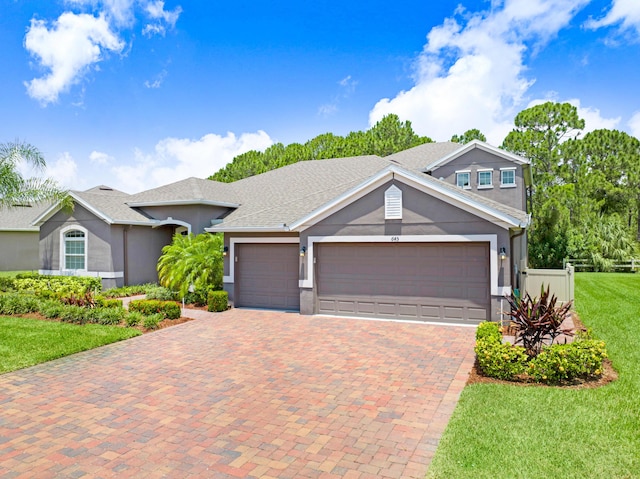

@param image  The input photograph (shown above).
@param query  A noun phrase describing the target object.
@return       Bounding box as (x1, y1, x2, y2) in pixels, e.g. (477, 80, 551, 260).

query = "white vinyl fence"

(521, 263, 575, 306)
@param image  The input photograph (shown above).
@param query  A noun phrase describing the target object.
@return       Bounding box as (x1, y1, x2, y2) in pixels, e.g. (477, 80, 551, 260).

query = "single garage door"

(235, 243, 300, 310)
(316, 242, 490, 323)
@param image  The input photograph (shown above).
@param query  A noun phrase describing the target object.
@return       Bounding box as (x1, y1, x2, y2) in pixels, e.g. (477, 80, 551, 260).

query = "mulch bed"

(467, 313, 618, 389)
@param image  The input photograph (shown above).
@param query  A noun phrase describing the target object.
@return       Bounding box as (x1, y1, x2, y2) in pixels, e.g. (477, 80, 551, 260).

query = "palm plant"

(0, 140, 71, 208)
(157, 233, 224, 299)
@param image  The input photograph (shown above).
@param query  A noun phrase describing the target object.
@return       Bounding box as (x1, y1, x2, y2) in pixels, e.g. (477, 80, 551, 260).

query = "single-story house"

(33, 140, 532, 324)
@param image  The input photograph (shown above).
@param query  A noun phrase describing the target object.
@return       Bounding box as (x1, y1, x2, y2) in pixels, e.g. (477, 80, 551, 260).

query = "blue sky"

(1, 0, 639, 193)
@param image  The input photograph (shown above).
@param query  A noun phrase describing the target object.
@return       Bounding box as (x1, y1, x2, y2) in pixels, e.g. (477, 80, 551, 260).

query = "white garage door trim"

(223, 237, 299, 284)
(300, 234, 510, 296)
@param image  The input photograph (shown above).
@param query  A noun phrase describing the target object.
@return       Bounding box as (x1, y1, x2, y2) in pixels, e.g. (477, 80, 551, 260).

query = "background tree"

(0, 140, 70, 208)
(450, 128, 486, 144)
(157, 233, 223, 301)
(210, 114, 431, 182)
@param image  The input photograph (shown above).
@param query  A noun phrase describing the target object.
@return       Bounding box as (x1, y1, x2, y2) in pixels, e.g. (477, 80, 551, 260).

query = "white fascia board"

(112, 220, 158, 227)
(1, 227, 39, 232)
(206, 225, 290, 233)
(424, 140, 530, 172)
(31, 202, 65, 226)
(223, 236, 299, 283)
(31, 192, 115, 226)
(127, 199, 240, 208)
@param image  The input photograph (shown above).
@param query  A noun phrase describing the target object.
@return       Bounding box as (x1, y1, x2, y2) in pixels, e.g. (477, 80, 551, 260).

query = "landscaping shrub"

(12, 275, 101, 296)
(39, 300, 66, 319)
(146, 286, 179, 301)
(96, 297, 124, 309)
(58, 305, 89, 324)
(128, 299, 180, 319)
(0, 293, 41, 315)
(476, 321, 502, 342)
(0, 277, 15, 292)
(475, 335, 528, 380)
(101, 283, 156, 298)
(207, 290, 228, 312)
(92, 307, 126, 326)
(528, 337, 608, 384)
(125, 311, 145, 327)
(504, 285, 573, 356)
(142, 313, 163, 330)
(60, 291, 98, 308)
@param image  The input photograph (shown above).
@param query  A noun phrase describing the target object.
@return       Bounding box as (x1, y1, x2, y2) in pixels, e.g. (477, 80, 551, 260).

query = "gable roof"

(385, 141, 461, 171)
(422, 139, 531, 171)
(207, 149, 530, 232)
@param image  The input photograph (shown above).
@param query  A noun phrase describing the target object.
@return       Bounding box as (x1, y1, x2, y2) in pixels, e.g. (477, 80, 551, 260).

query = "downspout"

(510, 227, 526, 295)
(123, 225, 129, 285)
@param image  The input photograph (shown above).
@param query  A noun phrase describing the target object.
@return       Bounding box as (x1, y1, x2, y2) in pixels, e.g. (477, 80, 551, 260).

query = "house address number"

(390, 236, 400, 242)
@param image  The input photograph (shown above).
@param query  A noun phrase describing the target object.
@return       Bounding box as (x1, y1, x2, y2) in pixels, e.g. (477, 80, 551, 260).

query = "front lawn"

(426, 273, 640, 479)
(0, 316, 141, 374)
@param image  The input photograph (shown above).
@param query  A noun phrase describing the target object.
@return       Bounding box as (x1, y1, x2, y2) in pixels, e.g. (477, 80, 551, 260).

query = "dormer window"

(500, 168, 516, 188)
(455, 171, 471, 189)
(385, 185, 402, 219)
(477, 169, 493, 189)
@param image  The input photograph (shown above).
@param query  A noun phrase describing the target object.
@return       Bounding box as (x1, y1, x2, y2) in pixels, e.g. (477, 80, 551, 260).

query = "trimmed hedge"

(207, 290, 228, 312)
(128, 299, 181, 319)
(474, 322, 608, 385)
(12, 274, 101, 296)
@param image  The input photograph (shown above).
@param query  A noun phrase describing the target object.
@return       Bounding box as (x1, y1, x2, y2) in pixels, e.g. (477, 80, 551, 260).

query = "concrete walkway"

(0, 308, 476, 478)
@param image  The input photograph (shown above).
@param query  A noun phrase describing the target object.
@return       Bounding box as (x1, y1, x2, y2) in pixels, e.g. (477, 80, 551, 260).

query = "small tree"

(157, 233, 223, 300)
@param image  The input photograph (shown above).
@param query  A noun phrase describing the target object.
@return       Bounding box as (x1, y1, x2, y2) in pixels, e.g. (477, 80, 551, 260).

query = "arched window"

(63, 229, 86, 270)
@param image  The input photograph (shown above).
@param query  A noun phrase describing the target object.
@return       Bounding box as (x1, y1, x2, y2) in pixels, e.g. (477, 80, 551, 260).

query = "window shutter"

(385, 185, 402, 219)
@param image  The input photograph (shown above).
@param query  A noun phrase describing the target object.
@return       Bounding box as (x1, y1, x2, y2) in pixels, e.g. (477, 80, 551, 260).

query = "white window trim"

(384, 185, 403, 220)
(477, 169, 494, 189)
(60, 225, 88, 273)
(455, 170, 471, 190)
(222, 237, 300, 283)
(500, 167, 517, 188)
(299, 234, 510, 297)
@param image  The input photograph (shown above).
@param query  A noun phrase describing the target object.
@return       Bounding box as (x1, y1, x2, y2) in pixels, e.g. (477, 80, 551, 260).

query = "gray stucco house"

(33, 140, 531, 324)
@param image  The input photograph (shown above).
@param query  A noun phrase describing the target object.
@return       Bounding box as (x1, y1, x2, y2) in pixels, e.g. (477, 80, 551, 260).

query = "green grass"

(0, 316, 141, 374)
(427, 273, 640, 479)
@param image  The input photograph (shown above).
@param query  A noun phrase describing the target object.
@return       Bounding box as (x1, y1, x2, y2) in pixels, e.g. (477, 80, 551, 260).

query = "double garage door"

(235, 242, 490, 323)
(316, 242, 490, 323)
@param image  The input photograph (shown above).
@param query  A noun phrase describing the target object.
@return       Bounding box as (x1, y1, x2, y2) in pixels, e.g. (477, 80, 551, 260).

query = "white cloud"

(318, 75, 358, 118)
(143, 0, 182, 37)
(24, 12, 124, 105)
(585, 0, 640, 37)
(369, 0, 590, 144)
(89, 150, 113, 164)
(111, 130, 274, 193)
(45, 152, 80, 189)
(144, 69, 167, 88)
(629, 112, 640, 139)
(64, 0, 136, 26)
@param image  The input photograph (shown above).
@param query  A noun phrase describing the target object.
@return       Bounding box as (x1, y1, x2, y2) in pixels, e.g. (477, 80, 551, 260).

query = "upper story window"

(385, 184, 402, 219)
(500, 168, 516, 188)
(455, 171, 471, 189)
(62, 227, 87, 270)
(477, 169, 493, 189)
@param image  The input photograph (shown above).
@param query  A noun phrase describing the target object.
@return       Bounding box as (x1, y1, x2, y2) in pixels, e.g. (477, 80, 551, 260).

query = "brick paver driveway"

(0, 309, 476, 478)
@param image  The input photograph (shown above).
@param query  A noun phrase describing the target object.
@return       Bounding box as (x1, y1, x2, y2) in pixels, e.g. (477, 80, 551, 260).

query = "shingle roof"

(127, 177, 240, 206)
(72, 189, 153, 224)
(385, 141, 461, 171)
(0, 203, 51, 230)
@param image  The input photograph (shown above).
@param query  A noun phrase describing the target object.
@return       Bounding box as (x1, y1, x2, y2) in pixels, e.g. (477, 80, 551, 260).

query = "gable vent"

(385, 185, 402, 220)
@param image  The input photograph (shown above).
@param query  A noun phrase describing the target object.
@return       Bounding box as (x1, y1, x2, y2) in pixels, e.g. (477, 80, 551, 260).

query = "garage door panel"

(236, 243, 300, 310)
(316, 243, 490, 323)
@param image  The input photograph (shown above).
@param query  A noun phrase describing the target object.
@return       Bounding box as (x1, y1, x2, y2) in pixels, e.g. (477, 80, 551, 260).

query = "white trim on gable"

(222, 237, 299, 284)
(288, 166, 528, 233)
(423, 140, 530, 172)
(299, 234, 511, 297)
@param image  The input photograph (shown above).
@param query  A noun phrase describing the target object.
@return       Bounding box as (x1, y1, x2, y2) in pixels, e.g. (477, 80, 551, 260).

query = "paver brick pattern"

(0, 309, 476, 478)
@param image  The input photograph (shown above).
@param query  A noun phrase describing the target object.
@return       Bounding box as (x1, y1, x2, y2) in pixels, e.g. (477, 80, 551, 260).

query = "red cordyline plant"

(504, 285, 573, 357)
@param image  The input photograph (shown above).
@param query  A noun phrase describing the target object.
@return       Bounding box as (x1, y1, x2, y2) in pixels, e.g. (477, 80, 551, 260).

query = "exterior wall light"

(499, 246, 507, 261)
(222, 246, 229, 256)
(300, 246, 307, 257)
